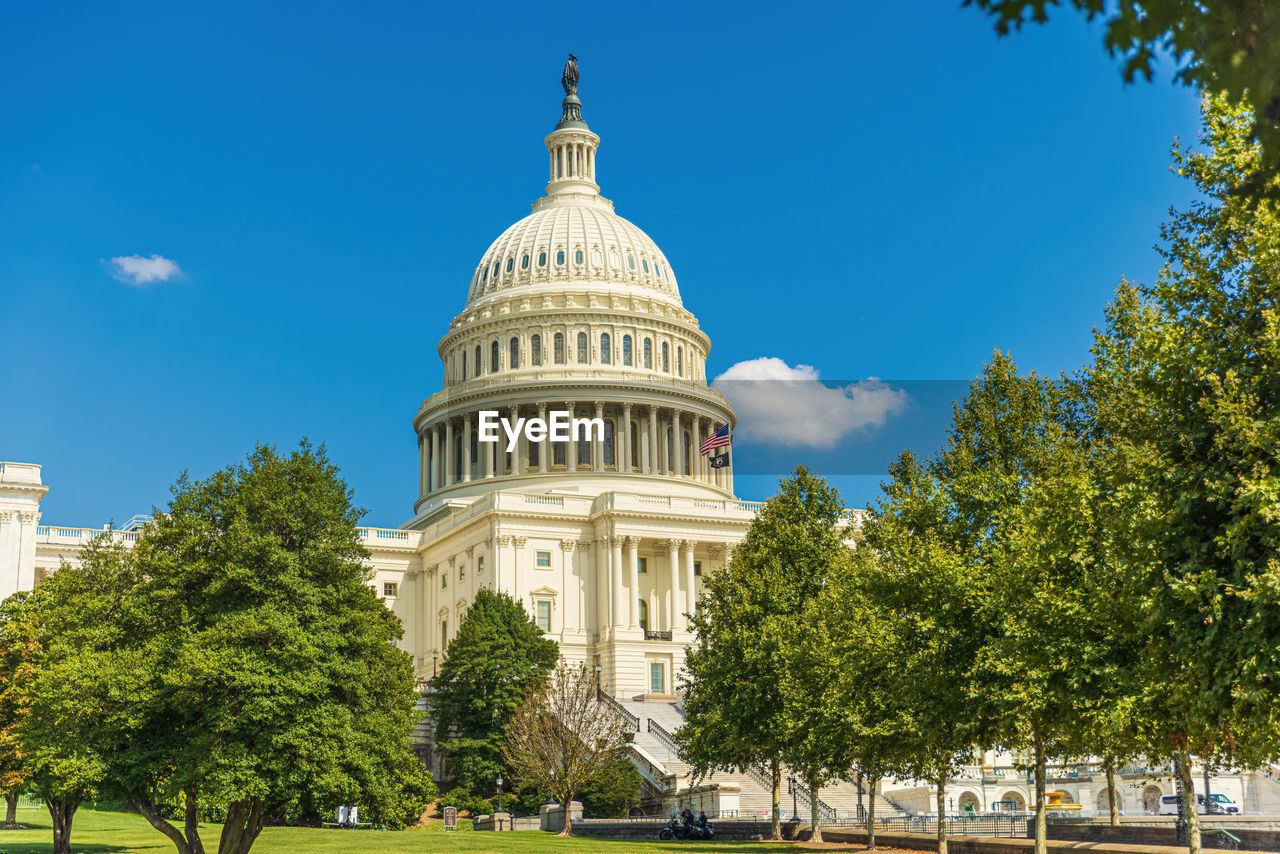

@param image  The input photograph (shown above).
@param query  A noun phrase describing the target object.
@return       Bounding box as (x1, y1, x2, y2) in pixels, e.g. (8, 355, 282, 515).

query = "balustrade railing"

(647, 717, 681, 756)
(644, 629, 673, 641)
(597, 688, 639, 731)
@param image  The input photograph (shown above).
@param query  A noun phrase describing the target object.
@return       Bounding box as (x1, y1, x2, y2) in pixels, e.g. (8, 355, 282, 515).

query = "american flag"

(700, 424, 730, 455)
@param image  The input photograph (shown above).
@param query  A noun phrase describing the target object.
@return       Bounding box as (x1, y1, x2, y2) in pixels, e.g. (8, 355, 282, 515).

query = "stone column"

(462, 413, 473, 482)
(538, 403, 549, 473)
(612, 535, 626, 628)
(484, 421, 495, 478)
(625, 536, 639, 629)
(566, 401, 577, 473)
(622, 403, 633, 473)
(648, 406, 658, 476)
(665, 539, 679, 631)
(672, 410, 683, 477)
(682, 540, 697, 628)
(444, 418, 454, 485)
(594, 401, 605, 470)
(431, 425, 441, 490)
(510, 405, 522, 476)
(418, 433, 425, 494)
(691, 414, 702, 482)
(595, 537, 608, 637)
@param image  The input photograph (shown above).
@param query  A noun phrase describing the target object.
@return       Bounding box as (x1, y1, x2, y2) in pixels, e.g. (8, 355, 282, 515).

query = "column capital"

(680, 539, 698, 552)
(560, 538, 579, 552)
(466, 545, 476, 558)
(623, 535, 642, 548)
(497, 534, 513, 547)
(513, 536, 528, 548)
(708, 544, 724, 558)
(662, 538, 681, 552)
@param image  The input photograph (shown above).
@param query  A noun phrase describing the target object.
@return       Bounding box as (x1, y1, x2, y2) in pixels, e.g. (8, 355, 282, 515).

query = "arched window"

(577, 435, 590, 466)
(574, 249, 584, 265)
(601, 333, 611, 364)
(529, 439, 539, 467)
(505, 257, 513, 273)
(628, 255, 636, 270)
(677, 346, 683, 377)
(576, 331, 588, 364)
(630, 421, 640, 468)
(623, 335, 633, 366)
(531, 334, 542, 366)
(462, 351, 468, 380)
(661, 342, 670, 372)
(491, 340, 499, 373)
(509, 337, 519, 368)
(538, 251, 547, 267)
(554, 333, 566, 364)
(643, 338, 652, 369)
(604, 419, 615, 466)
(638, 599, 649, 631)
(475, 345, 482, 376)
(521, 254, 529, 269)
(683, 432, 691, 475)
(553, 440, 566, 467)
(470, 431, 478, 464)
(481, 267, 487, 283)
(556, 250, 565, 266)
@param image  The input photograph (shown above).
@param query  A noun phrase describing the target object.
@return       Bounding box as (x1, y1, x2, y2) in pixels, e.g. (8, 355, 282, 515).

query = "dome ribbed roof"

(465, 199, 681, 308)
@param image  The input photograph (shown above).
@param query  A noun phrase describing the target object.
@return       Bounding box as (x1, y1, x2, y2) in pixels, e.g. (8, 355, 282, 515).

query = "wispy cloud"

(106, 254, 182, 286)
(712, 357, 910, 450)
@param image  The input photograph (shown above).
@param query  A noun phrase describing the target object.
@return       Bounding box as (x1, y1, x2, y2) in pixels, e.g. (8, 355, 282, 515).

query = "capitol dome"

(410, 65, 736, 516)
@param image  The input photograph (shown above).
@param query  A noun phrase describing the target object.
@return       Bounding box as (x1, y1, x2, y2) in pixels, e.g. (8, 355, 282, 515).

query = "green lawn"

(0, 807, 802, 854)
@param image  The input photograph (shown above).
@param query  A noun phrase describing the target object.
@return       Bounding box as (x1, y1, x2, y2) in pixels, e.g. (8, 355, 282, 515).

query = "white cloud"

(107, 254, 182, 286)
(711, 357, 910, 449)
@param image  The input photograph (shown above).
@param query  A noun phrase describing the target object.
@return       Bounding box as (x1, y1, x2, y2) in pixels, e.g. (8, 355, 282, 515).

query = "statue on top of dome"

(561, 54, 579, 96)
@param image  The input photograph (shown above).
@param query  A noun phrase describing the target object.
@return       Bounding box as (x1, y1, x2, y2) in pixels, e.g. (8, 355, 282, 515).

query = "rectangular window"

(382, 581, 399, 598)
(536, 600, 551, 632)
(536, 550, 552, 568)
(649, 662, 665, 694)
(441, 620, 448, 649)
(459, 561, 466, 581)
(441, 571, 448, 588)
(477, 555, 484, 575)
(693, 561, 701, 577)
(638, 557, 647, 574)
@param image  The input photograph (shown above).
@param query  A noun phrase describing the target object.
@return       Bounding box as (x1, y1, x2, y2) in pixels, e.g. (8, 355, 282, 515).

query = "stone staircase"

(615, 696, 906, 819)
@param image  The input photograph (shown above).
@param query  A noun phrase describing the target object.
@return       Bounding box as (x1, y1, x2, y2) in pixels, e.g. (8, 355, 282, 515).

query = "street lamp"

(497, 773, 504, 816)
(432, 650, 439, 677)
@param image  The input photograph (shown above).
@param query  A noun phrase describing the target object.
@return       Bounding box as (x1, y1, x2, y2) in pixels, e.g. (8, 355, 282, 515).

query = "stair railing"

(789, 776, 838, 823)
(597, 688, 640, 732)
(647, 717, 681, 756)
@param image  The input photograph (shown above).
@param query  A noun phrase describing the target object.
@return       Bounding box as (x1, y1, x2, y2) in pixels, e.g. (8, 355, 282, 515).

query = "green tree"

(855, 453, 987, 854)
(966, 1, 1280, 180)
(17, 537, 140, 854)
(577, 756, 642, 818)
(1087, 94, 1280, 854)
(432, 588, 558, 795)
(0, 592, 39, 828)
(108, 441, 423, 854)
(679, 465, 848, 841)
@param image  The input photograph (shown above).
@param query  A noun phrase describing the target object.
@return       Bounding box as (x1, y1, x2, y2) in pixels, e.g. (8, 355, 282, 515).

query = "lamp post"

(594, 663, 602, 699)
(432, 650, 439, 678)
(497, 773, 504, 819)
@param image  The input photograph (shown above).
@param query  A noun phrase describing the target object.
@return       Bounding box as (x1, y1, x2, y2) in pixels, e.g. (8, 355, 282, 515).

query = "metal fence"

(823, 813, 1029, 838)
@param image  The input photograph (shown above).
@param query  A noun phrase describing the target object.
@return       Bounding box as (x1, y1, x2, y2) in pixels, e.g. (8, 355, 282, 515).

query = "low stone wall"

(569, 818, 804, 841)
(1046, 819, 1280, 851)
(472, 812, 540, 831)
(806, 829, 1274, 854)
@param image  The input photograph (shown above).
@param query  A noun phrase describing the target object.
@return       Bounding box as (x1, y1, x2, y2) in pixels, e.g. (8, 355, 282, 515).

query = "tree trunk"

(770, 756, 781, 840)
(936, 772, 948, 854)
(133, 789, 205, 854)
(1105, 757, 1119, 826)
(3, 791, 17, 828)
(857, 770, 865, 818)
(867, 773, 879, 850)
(218, 797, 264, 854)
(1203, 763, 1212, 815)
(1176, 748, 1201, 854)
(557, 796, 573, 837)
(808, 769, 823, 843)
(47, 798, 78, 854)
(1033, 738, 1047, 854)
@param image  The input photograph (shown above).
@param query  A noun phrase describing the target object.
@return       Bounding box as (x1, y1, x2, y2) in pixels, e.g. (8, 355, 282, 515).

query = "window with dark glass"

(556, 250, 565, 266)
(532, 334, 542, 366)
(662, 342, 669, 372)
(601, 333, 611, 364)
(576, 332, 588, 364)
(475, 345, 482, 375)
(623, 335, 633, 366)
(643, 339, 652, 369)
(604, 420, 615, 466)
(509, 337, 519, 368)
(554, 333, 566, 364)
(491, 341, 499, 373)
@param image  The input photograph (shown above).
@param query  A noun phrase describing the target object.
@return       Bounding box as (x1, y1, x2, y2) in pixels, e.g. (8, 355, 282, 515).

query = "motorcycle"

(658, 815, 715, 841)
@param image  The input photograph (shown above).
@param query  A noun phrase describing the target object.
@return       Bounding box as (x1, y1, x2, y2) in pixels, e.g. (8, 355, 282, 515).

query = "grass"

(0, 807, 806, 854)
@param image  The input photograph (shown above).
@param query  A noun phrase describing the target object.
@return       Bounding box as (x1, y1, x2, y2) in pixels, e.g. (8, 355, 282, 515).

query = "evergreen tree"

(432, 588, 558, 794)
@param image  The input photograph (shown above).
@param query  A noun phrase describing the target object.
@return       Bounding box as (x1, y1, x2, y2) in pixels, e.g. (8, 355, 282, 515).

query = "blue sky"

(0, 1, 1203, 525)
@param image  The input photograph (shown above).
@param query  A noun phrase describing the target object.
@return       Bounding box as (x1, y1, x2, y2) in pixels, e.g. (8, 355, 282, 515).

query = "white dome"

(465, 199, 681, 308)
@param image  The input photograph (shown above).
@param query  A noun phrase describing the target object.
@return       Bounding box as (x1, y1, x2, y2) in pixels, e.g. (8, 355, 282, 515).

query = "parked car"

(1159, 794, 1240, 815)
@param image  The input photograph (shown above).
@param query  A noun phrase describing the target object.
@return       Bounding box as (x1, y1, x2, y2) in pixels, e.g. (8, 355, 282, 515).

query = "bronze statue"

(562, 53, 579, 96)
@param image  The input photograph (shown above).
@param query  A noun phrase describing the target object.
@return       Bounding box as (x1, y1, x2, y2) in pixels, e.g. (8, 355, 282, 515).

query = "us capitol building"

(3, 61, 1277, 819)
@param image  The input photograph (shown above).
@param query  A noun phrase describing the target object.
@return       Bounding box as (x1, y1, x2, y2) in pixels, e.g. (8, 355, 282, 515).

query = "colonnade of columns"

(549, 138, 596, 183)
(418, 402, 733, 496)
(593, 537, 732, 636)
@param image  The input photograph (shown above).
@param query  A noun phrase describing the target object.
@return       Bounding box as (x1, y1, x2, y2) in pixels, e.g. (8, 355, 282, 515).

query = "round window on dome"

(556, 250, 565, 266)
(538, 251, 547, 267)
(574, 249, 584, 265)
(521, 254, 529, 269)
(505, 258, 513, 273)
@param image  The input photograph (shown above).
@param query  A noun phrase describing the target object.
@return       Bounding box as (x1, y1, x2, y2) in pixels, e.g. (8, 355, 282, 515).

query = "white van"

(1158, 794, 1240, 815)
